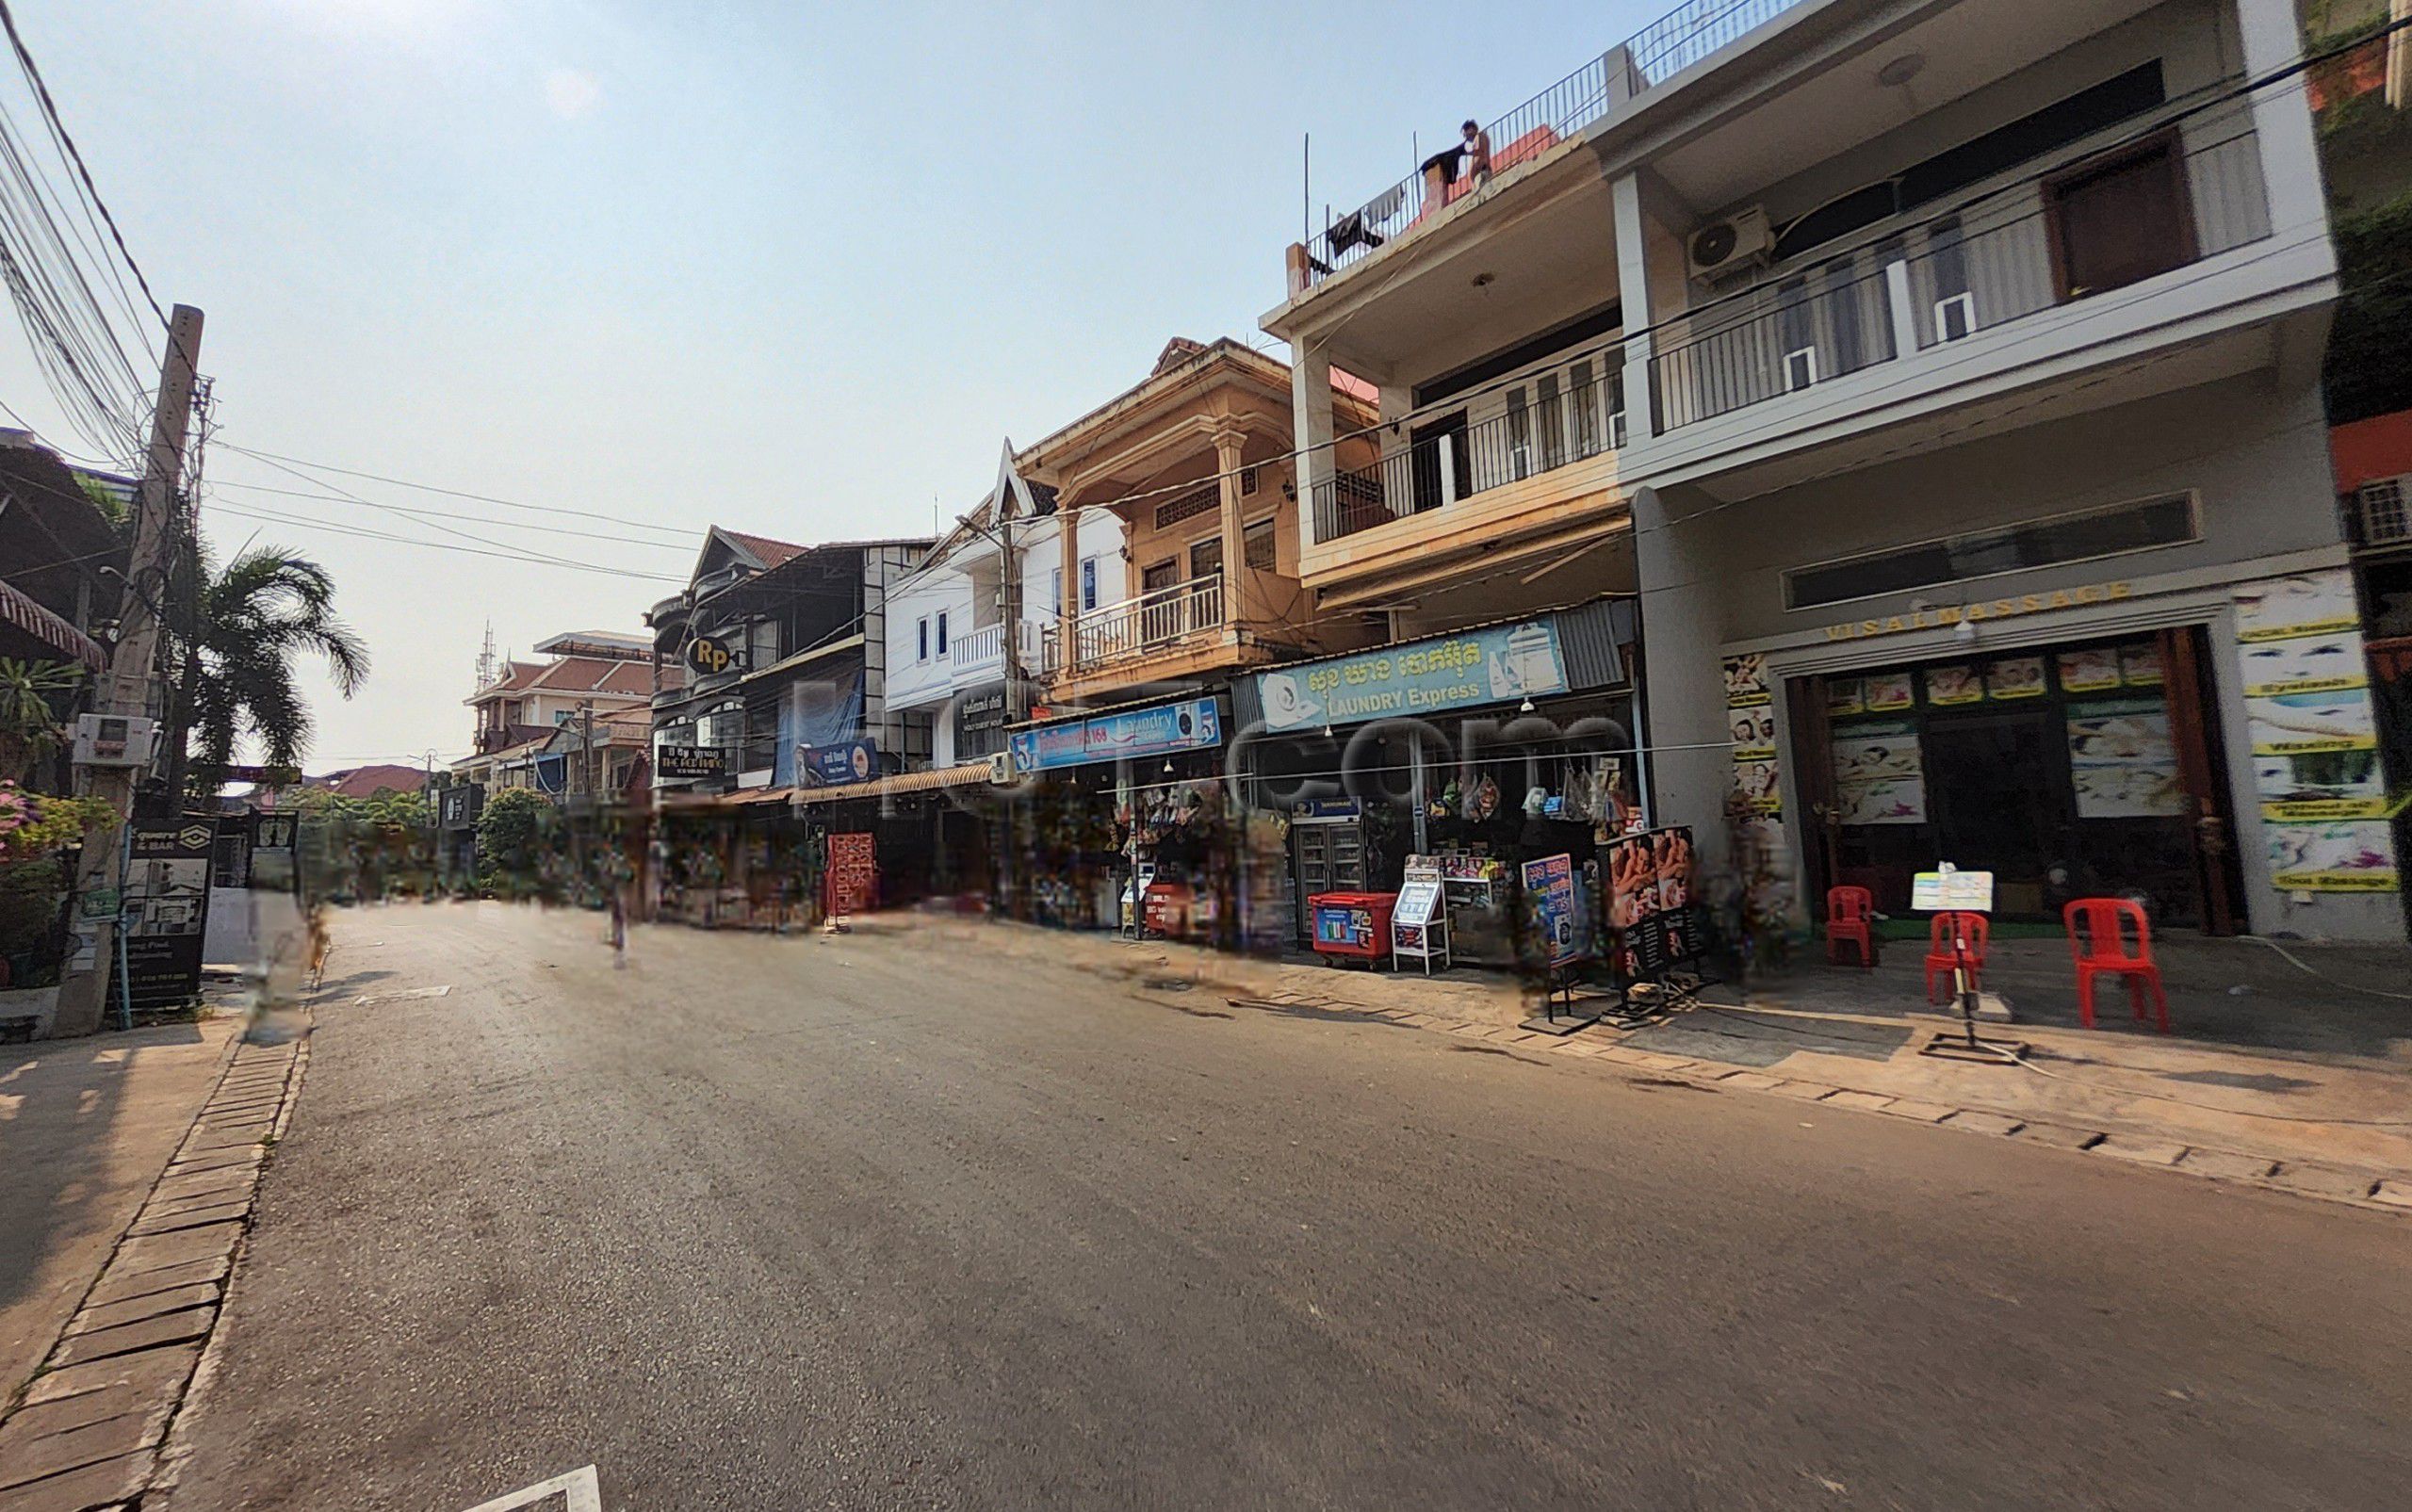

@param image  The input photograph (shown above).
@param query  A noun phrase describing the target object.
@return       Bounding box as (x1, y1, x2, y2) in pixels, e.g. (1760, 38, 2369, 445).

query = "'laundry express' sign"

(1254, 621, 1568, 733)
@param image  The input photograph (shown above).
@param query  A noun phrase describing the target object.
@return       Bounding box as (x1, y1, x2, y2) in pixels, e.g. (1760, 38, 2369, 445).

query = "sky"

(0, 0, 1659, 772)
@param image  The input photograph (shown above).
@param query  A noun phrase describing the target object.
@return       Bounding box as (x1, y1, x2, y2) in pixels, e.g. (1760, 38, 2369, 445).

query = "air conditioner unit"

(2358, 477, 2411, 547)
(72, 713, 159, 768)
(987, 751, 1015, 784)
(1687, 206, 1773, 284)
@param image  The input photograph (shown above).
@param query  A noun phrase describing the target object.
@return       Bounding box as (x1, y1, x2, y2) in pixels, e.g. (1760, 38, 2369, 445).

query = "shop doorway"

(1920, 707, 2067, 913)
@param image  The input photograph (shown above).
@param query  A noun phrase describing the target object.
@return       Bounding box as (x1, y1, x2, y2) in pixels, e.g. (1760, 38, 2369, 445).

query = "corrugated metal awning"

(790, 762, 995, 805)
(0, 577, 105, 671)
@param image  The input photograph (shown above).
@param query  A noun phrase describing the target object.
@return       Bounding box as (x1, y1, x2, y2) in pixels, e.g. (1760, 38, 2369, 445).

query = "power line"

(0, 0, 162, 329)
(201, 499, 689, 583)
(206, 477, 694, 550)
(217, 443, 699, 539)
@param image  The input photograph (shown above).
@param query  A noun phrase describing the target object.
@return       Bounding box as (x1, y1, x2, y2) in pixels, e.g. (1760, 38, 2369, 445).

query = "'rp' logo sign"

(686, 635, 737, 676)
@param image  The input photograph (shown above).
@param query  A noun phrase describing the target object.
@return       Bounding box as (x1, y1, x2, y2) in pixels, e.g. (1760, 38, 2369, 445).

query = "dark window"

(1189, 535, 1224, 581)
(1244, 517, 1277, 570)
(1081, 558, 1099, 610)
(1536, 373, 1566, 470)
(935, 611, 948, 655)
(1785, 495, 2198, 609)
(1414, 301, 1622, 407)
(1142, 560, 1179, 593)
(1154, 482, 1219, 530)
(1410, 410, 1470, 512)
(2045, 133, 2195, 300)
(1506, 388, 1532, 480)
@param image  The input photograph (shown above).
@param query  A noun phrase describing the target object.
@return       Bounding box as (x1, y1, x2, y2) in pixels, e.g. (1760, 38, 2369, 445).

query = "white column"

(2235, 0, 2330, 280)
(1610, 171, 1659, 446)
(1630, 484, 1731, 874)
(1292, 342, 1336, 556)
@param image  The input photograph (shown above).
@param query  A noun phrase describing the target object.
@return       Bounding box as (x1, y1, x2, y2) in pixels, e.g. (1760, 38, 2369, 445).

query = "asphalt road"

(164, 903, 2412, 1511)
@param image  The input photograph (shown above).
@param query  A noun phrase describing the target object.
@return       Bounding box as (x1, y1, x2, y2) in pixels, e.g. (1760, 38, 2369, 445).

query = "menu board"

(1984, 656, 2046, 700)
(2231, 570, 2400, 890)
(1831, 720, 1926, 825)
(2064, 699, 2186, 819)
(1394, 879, 1443, 928)
(1924, 663, 1983, 706)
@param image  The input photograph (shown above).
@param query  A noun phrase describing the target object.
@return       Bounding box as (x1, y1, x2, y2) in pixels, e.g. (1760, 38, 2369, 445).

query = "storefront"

(1725, 562, 2405, 939)
(1005, 695, 1231, 935)
(1233, 597, 1642, 959)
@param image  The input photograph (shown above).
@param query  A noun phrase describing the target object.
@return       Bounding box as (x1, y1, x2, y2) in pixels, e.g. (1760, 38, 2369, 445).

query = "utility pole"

(52, 304, 204, 1038)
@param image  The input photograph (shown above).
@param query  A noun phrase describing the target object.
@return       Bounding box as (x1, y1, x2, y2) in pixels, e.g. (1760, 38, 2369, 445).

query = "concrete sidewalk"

(0, 1018, 238, 1408)
(903, 917, 2412, 1212)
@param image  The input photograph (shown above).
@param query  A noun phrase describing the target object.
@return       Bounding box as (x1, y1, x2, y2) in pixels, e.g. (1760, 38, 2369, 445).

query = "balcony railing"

(1298, 0, 1811, 287)
(1648, 127, 2271, 433)
(953, 622, 1004, 669)
(1312, 366, 1624, 545)
(1044, 577, 1226, 675)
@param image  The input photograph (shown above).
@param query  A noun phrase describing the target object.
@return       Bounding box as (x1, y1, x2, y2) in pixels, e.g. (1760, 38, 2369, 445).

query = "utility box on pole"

(50, 303, 204, 1038)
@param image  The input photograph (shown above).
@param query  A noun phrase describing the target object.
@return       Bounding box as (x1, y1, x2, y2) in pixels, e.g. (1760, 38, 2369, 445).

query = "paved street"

(162, 902, 2412, 1511)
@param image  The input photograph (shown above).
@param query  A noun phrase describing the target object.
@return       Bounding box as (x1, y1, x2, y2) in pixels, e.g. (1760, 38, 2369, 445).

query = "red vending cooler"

(1309, 891, 1397, 966)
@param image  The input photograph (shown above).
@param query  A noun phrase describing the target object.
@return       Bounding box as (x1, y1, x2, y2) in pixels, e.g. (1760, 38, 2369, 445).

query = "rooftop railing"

(1297, 0, 1811, 287)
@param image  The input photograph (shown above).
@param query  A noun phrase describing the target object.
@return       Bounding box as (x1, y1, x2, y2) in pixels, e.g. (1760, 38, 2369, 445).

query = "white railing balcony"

(953, 622, 1005, 671)
(1045, 577, 1226, 674)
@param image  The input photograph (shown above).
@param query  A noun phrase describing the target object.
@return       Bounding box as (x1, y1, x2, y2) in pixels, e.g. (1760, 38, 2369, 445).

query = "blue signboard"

(1252, 620, 1569, 733)
(1521, 852, 1587, 969)
(1010, 697, 1222, 773)
(796, 738, 878, 788)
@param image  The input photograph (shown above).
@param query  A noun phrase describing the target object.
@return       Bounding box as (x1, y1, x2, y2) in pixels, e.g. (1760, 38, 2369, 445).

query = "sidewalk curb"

(0, 1018, 311, 1511)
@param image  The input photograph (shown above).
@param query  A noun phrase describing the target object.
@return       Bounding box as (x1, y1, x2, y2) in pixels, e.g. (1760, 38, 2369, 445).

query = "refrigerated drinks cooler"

(1309, 890, 1397, 966)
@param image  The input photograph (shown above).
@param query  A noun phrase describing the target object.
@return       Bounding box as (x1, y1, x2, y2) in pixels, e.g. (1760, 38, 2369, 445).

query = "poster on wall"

(1735, 759, 1784, 815)
(2245, 688, 2378, 756)
(2266, 821, 2401, 891)
(1923, 664, 1983, 706)
(1521, 853, 1588, 968)
(1728, 703, 1776, 761)
(1826, 677, 1865, 717)
(2238, 635, 2370, 698)
(1831, 721, 1927, 826)
(2120, 642, 2164, 687)
(1985, 656, 2046, 700)
(1835, 776, 1928, 825)
(2058, 645, 2122, 692)
(1722, 654, 1769, 707)
(2252, 752, 2396, 821)
(1864, 670, 1915, 711)
(2064, 700, 2186, 819)
(2235, 570, 2361, 642)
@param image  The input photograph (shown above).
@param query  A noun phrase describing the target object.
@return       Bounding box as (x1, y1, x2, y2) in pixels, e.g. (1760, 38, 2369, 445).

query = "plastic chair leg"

(2148, 973, 2171, 1034)
(2076, 967, 2097, 1029)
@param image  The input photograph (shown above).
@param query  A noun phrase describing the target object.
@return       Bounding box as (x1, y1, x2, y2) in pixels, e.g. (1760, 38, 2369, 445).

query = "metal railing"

(1045, 577, 1226, 673)
(1312, 366, 1624, 544)
(1298, 0, 1812, 287)
(1650, 126, 2270, 432)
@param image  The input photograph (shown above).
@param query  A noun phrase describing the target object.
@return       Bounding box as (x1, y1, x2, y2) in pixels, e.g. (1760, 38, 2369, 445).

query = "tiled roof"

(724, 529, 807, 569)
(313, 763, 428, 799)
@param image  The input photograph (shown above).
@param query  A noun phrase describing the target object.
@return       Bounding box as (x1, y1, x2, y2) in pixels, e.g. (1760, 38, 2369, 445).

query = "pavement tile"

(109, 1223, 242, 1278)
(2091, 1135, 2189, 1166)
(1622, 1051, 1695, 1072)
(1719, 1070, 1785, 1091)
(2266, 1163, 2381, 1200)
(46, 1309, 215, 1371)
(1874, 1097, 1959, 1123)
(0, 1404, 165, 1491)
(1823, 1090, 1896, 1113)
(21, 1346, 199, 1409)
(2013, 1122, 2103, 1150)
(160, 1150, 264, 1182)
(66, 1283, 223, 1337)
(84, 1258, 229, 1310)
(2176, 1148, 2278, 1181)
(0, 1374, 174, 1443)
(1941, 1110, 2026, 1137)
(0, 1450, 152, 1512)
(125, 1203, 249, 1239)
(2370, 1179, 2412, 1210)
(1768, 1081, 1838, 1101)
(144, 1177, 258, 1214)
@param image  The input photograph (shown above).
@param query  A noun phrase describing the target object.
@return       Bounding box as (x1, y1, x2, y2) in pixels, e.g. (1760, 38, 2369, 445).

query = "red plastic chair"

(2063, 898, 2170, 1032)
(1924, 911, 1990, 1003)
(1825, 886, 1877, 967)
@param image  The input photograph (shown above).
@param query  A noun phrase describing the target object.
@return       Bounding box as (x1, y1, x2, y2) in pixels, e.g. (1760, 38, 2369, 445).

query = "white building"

(1268, 0, 2402, 939)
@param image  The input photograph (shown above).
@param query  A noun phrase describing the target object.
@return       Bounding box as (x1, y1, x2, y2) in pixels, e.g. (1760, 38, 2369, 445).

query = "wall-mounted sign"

(435, 787, 482, 831)
(1821, 581, 2133, 642)
(252, 811, 300, 852)
(655, 743, 726, 780)
(685, 633, 741, 676)
(1010, 697, 1223, 773)
(796, 738, 878, 788)
(123, 819, 214, 1011)
(954, 684, 1011, 756)
(1254, 620, 1569, 733)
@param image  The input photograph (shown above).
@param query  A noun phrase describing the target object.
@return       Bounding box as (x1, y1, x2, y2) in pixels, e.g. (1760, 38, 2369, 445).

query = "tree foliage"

(172, 545, 368, 800)
(0, 658, 84, 785)
(2324, 191, 2412, 426)
(475, 788, 553, 893)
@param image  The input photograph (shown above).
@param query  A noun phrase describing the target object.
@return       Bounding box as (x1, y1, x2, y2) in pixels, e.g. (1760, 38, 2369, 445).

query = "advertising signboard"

(122, 819, 215, 1011)
(655, 744, 727, 780)
(1520, 853, 1585, 970)
(1253, 621, 1568, 734)
(1010, 698, 1222, 773)
(796, 738, 879, 788)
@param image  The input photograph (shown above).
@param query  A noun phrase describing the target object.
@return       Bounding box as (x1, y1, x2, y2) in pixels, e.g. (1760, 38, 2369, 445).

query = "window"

(1506, 387, 1531, 481)
(1142, 560, 1179, 594)
(1410, 410, 1470, 512)
(1154, 482, 1219, 530)
(1240, 466, 1259, 496)
(1536, 373, 1566, 470)
(917, 617, 929, 661)
(935, 610, 948, 656)
(2045, 132, 2194, 301)
(1785, 494, 2199, 610)
(1189, 536, 1224, 582)
(1570, 360, 1598, 459)
(1244, 517, 1277, 571)
(1081, 558, 1099, 610)
(1050, 567, 1064, 617)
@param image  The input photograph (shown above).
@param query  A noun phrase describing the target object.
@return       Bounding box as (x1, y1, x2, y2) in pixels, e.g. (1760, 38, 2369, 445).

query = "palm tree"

(0, 658, 83, 785)
(171, 545, 368, 800)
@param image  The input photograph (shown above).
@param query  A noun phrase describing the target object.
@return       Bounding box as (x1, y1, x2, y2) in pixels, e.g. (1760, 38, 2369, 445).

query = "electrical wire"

(207, 478, 695, 551)
(215, 444, 700, 540)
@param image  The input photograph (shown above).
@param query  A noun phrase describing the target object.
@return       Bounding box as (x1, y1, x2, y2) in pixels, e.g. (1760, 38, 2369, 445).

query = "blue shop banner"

(796, 738, 878, 787)
(1252, 620, 1569, 733)
(1011, 697, 1222, 773)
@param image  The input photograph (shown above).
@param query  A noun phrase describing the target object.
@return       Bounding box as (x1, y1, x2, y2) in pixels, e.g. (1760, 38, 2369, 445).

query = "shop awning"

(0, 577, 106, 671)
(790, 762, 996, 805)
(656, 785, 793, 810)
